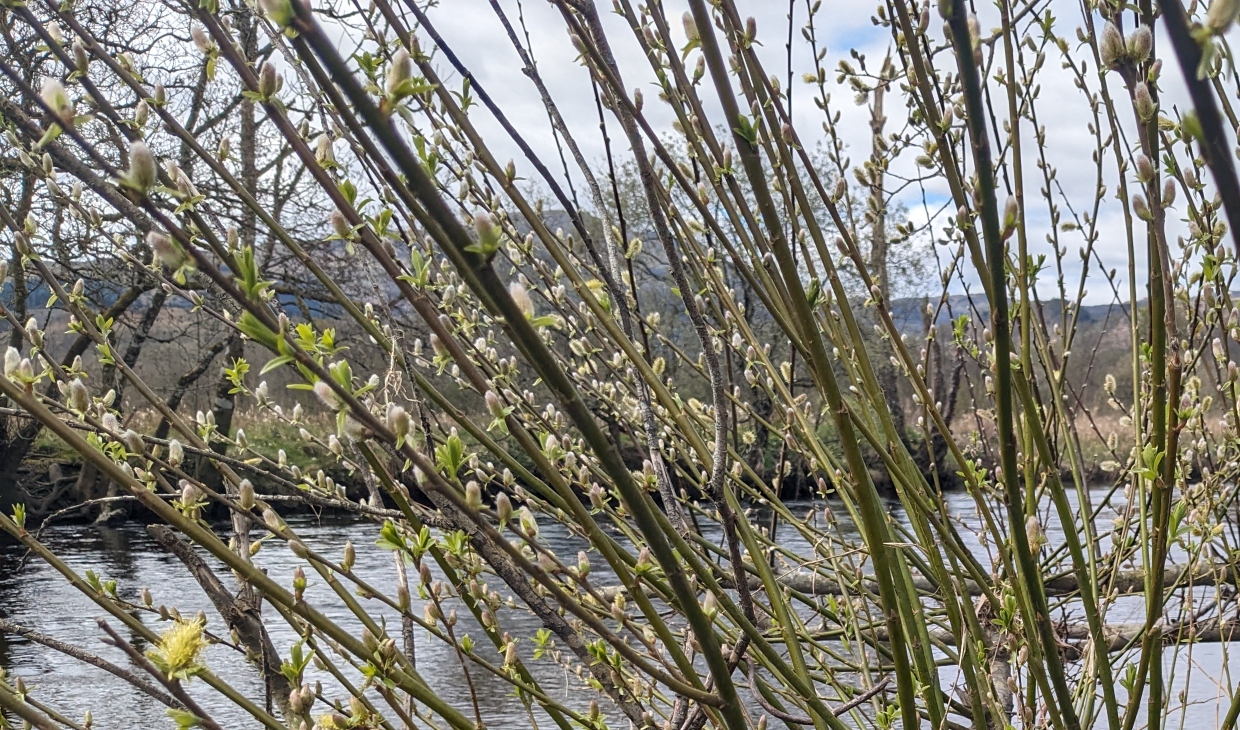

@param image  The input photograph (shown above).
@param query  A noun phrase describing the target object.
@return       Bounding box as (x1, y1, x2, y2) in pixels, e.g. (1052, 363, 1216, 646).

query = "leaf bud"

(384, 47, 412, 99)
(148, 231, 189, 270)
(1100, 22, 1123, 68)
(180, 480, 200, 507)
(485, 390, 505, 418)
(73, 40, 89, 74)
(67, 378, 89, 412)
(330, 209, 353, 240)
(682, 12, 698, 41)
(122, 429, 145, 454)
(1127, 25, 1152, 63)
(40, 79, 73, 124)
(1134, 153, 1155, 183)
(1162, 179, 1177, 208)
(258, 62, 280, 97)
(239, 479, 255, 510)
(263, 507, 284, 532)
(342, 541, 355, 571)
(125, 141, 157, 192)
(1208, 0, 1240, 33)
(496, 492, 512, 526)
(315, 135, 334, 165)
(508, 280, 534, 319)
(191, 25, 215, 55)
(1134, 81, 1156, 122)
(4, 347, 20, 378)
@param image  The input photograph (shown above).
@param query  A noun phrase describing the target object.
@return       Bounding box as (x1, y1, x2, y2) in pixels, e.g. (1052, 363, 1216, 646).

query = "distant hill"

(887, 295, 1137, 334)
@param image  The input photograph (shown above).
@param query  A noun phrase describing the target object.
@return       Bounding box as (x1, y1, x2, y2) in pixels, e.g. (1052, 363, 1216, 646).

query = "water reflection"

(0, 489, 1233, 728)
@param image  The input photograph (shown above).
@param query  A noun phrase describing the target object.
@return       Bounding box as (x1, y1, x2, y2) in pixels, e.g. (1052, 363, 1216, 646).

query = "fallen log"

(905, 617, 1240, 654)
(593, 563, 1239, 604)
(728, 562, 1240, 598)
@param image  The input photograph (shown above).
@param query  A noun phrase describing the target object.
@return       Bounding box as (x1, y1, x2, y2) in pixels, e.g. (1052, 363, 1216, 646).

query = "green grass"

(233, 409, 342, 474)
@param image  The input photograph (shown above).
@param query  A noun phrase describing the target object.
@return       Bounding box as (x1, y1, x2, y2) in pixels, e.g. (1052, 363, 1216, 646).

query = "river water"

(0, 489, 1235, 728)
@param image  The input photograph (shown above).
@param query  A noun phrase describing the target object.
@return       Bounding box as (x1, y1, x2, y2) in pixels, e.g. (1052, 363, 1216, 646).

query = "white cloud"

(407, 0, 1232, 304)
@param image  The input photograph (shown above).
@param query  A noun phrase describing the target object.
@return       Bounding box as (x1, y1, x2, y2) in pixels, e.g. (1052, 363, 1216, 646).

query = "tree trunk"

(868, 54, 905, 440)
(194, 12, 259, 497)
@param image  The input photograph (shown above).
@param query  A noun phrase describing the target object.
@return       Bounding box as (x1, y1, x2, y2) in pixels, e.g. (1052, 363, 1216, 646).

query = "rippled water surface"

(0, 489, 1235, 728)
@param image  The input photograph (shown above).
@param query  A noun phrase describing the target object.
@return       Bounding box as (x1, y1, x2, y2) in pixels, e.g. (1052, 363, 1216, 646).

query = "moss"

(32, 428, 81, 464)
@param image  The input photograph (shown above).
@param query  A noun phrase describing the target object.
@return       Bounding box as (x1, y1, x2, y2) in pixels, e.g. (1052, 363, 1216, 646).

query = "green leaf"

(1170, 500, 1188, 539)
(35, 123, 63, 149)
(435, 431, 467, 479)
(238, 311, 280, 351)
(392, 78, 436, 98)
(529, 314, 560, 330)
(733, 113, 758, 146)
(375, 520, 408, 553)
(166, 709, 204, 729)
(260, 354, 295, 375)
(338, 179, 357, 207)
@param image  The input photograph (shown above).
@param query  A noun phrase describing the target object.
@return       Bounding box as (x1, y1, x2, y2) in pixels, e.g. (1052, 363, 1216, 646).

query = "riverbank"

(6, 406, 1126, 524)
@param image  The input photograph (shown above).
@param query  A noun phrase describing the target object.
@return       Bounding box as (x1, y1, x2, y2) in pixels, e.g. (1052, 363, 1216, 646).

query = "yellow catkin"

(152, 620, 205, 677)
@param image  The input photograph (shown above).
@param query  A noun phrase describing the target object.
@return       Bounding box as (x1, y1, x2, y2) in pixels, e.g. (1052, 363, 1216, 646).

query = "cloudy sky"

(394, 0, 1224, 305)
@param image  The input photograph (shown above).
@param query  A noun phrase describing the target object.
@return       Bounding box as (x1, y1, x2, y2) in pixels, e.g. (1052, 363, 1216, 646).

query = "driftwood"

(145, 525, 296, 719)
(599, 564, 1240, 654)
(592, 563, 1238, 605)
(718, 562, 1239, 598)
(866, 617, 1240, 654)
